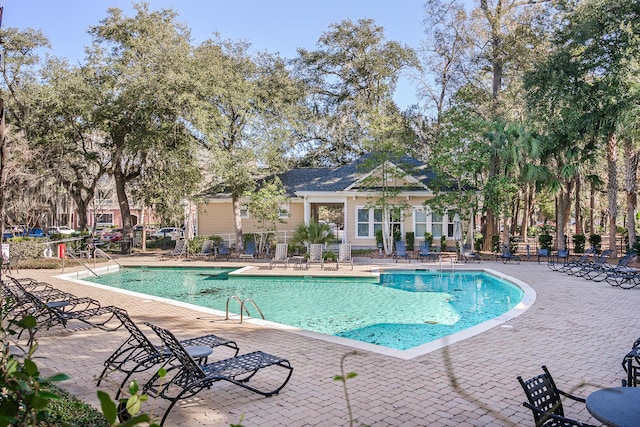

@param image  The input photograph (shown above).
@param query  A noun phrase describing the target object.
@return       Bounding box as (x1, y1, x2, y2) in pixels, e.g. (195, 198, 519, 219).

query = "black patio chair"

(144, 322, 293, 426)
(20, 290, 121, 332)
(548, 249, 570, 271)
(459, 243, 481, 263)
(605, 268, 640, 289)
(393, 240, 411, 263)
(517, 365, 596, 427)
(96, 307, 239, 392)
(417, 241, 437, 262)
(583, 251, 636, 282)
(498, 244, 521, 264)
(568, 249, 613, 277)
(556, 248, 596, 274)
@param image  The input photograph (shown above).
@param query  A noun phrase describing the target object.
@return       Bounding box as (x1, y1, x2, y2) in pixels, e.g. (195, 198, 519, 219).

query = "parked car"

(28, 228, 46, 238)
(151, 227, 181, 239)
(48, 226, 77, 235)
(101, 228, 123, 242)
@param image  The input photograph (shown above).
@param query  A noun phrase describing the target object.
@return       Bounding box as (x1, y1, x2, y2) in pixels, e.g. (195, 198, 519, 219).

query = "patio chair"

(20, 290, 122, 332)
(555, 248, 595, 273)
(459, 243, 480, 263)
(498, 244, 521, 264)
(143, 322, 293, 426)
(171, 239, 187, 257)
(393, 241, 411, 263)
(269, 243, 289, 269)
(214, 243, 231, 261)
(548, 249, 570, 271)
(417, 241, 437, 262)
(193, 240, 214, 259)
(96, 307, 239, 390)
(238, 240, 257, 260)
(336, 243, 353, 270)
(567, 249, 613, 277)
(307, 243, 324, 269)
(604, 268, 640, 289)
(536, 248, 550, 264)
(517, 365, 596, 427)
(622, 346, 640, 387)
(582, 251, 636, 281)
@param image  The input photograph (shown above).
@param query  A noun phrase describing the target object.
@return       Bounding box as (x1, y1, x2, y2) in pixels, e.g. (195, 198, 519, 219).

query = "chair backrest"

(419, 241, 431, 255)
(172, 240, 186, 255)
(501, 244, 512, 255)
(111, 307, 159, 356)
(618, 251, 637, 268)
(557, 249, 569, 259)
(395, 241, 407, 255)
(576, 247, 595, 262)
(245, 241, 256, 255)
(593, 249, 613, 265)
(200, 240, 213, 254)
(274, 243, 288, 260)
(517, 365, 565, 426)
(218, 243, 230, 255)
(338, 244, 352, 261)
(145, 322, 205, 380)
(308, 244, 323, 262)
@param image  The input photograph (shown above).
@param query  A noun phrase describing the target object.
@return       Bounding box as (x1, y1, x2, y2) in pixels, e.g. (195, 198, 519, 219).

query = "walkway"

(9, 257, 638, 426)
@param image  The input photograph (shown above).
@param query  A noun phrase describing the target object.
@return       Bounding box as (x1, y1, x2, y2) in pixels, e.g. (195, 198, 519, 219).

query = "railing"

(65, 251, 98, 277)
(225, 295, 265, 324)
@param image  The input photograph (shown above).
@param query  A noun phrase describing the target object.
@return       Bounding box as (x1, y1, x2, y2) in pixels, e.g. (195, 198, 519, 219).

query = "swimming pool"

(81, 267, 529, 354)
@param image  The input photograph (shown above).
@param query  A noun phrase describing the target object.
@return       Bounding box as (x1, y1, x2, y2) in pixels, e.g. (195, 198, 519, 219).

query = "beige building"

(197, 154, 462, 250)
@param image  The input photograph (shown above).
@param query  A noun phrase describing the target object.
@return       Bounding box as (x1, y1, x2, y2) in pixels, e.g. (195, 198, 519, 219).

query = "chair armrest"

(556, 388, 586, 403)
(522, 402, 596, 427)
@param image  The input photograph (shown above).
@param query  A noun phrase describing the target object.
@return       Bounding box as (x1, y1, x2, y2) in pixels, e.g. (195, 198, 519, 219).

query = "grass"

(44, 385, 110, 427)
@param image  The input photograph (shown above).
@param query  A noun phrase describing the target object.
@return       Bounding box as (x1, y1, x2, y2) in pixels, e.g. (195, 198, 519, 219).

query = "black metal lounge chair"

(568, 249, 613, 277)
(498, 244, 521, 264)
(20, 290, 121, 332)
(96, 307, 239, 391)
(582, 251, 636, 281)
(143, 322, 293, 426)
(536, 248, 550, 264)
(548, 249, 571, 271)
(393, 240, 411, 263)
(605, 268, 640, 289)
(459, 243, 480, 263)
(555, 248, 596, 273)
(417, 241, 437, 262)
(517, 365, 596, 427)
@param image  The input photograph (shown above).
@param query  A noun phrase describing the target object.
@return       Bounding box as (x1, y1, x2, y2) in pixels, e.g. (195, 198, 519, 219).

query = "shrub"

(491, 235, 500, 253)
(474, 234, 483, 252)
(589, 234, 602, 253)
(440, 235, 447, 252)
(375, 229, 384, 247)
(423, 232, 433, 247)
(538, 233, 553, 252)
(323, 251, 337, 261)
(573, 234, 586, 253)
(405, 232, 414, 251)
(392, 230, 402, 244)
(509, 236, 518, 254)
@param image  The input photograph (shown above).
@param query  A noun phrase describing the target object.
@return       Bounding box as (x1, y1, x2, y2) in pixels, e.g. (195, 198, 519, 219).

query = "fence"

(509, 234, 629, 258)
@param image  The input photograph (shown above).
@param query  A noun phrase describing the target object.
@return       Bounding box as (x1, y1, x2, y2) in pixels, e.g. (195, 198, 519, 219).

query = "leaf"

(127, 394, 142, 415)
(346, 372, 358, 379)
(45, 373, 70, 383)
(128, 380, 139, 394)
(119, 414, 151, 427)
(22, 315, 37, 329)
(97, 390, 117, 423)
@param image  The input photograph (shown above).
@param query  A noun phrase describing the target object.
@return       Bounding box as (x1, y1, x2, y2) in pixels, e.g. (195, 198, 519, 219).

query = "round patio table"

(586, 387, 640, 427)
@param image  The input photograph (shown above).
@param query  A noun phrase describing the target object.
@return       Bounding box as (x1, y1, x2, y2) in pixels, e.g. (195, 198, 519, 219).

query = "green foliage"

(572, 234, 586, 253)
(589, 234, 602, 253)
(491, 235, 500, 254)
(424, 232, 433, 246)
(509, 236, 518, 255)
(393, 230, 402, 244)
(375, 229, 384, 247)
(323, 251, 337, 262)
(538, 233, 553, 252)
(440, 235, 447, 252)
(474, 234, 483, 253)
(291, 221, 336, 247)
(405, 232, 415, 250)
(46, 385, 110, 426)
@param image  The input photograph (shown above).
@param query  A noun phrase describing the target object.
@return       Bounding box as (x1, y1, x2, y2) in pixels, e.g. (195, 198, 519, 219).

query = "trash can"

(120, 238, 131, 255)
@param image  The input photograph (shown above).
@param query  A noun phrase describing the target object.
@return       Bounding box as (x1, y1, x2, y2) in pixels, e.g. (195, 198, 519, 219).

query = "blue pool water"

(86, 267, 523, 351)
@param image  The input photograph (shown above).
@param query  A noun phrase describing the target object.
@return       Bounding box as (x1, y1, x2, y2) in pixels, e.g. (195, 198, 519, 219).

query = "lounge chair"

(193, 240, 214, 259)
(517, 365, 596, 427)
(215, 243, 231, 261)
(269, 243, 289, 269)
(417, 241, 437, 262)
(238, 240, 257, 260)
(171, 239, 187, 257)
(555, 248, 595, 273)
(536, 248, 550, 264)
(605, 268, 640, 289)
(307, 243, 324, 269)
(547, 249, 570, 271)
(583, 250, 636, 281)
(336, 243, 353, 270)
(20, 290, 121, 332)
(567, 249, 612, 277)
(498, 244, 521, 264)
(144, 322, 293, 426)
(96, 307, 239, 390)
(393, 241, 411, 263)
(459, 243, 480, 263)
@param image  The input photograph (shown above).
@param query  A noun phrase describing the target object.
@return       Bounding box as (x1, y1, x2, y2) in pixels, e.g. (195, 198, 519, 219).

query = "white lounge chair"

(307, 243, 324, 269)
(269, 243, 289, 269)
(337, 243, 353, 270)
(171, 239, 187, 257)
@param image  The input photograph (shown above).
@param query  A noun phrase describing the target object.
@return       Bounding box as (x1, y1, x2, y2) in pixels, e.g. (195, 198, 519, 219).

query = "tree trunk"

(589, 181, 596, 235)
(574, 175, 582, 235)
(72, 195, 90, 232)
(232, 195, 244, 251)
(113, 165, 132, 237)
(607, 132, 618, 253)
(624, 140, 638, 250)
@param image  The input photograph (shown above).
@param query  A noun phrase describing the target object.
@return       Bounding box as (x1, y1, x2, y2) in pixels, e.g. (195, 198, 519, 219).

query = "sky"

(2, 0, 428, 109)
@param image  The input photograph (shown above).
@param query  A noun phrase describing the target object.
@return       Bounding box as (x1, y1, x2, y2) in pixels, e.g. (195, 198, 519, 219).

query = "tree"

(85, 3, 196, 237)
(295, 18, 418, 166)
(192, 35, 303, 250)
(245, 177, 289, 253)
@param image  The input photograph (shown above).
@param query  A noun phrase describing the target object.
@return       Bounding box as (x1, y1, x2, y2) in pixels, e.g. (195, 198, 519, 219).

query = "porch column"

(342, 199, 348, 244)
(304, 196, 310, 226)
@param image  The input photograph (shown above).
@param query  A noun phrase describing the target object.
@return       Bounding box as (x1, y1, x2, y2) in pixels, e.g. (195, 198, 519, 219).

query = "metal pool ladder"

(225, 295, 265, 324)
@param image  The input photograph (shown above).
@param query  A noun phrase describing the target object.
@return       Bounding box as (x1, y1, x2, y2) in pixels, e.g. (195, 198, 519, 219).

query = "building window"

(278, 203, 290, 219)
(357, 208, 370, 237)
(432, 212, 444, 238)
(356, 207, 402, 238)
(240, 204, 249, 219)
(414, 208, 428, 237)
(96, 213, 113, 226)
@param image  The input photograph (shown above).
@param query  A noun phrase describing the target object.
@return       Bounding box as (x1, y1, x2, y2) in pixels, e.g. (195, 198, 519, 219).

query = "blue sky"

(2, 0, 428, 109)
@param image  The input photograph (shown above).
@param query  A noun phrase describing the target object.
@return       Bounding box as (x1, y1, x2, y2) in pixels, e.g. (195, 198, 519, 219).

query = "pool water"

(86, 267, 523, 351)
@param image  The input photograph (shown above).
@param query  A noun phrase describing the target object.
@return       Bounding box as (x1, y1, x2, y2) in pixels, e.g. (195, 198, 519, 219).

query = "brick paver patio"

(7, 255, 638, 426)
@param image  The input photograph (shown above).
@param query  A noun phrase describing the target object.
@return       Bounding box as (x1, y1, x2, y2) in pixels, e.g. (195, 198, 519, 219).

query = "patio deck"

(7, 256, 638, 426)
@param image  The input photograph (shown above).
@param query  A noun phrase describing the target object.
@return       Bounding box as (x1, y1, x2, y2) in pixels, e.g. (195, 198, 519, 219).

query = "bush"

(405, 232, 414, 251)
(323, 251, 337, 261)
(375, 229, 384, 247)
(589, 234, 602, 253)
(491, 235, 500, 253)
(423, 232, 433, 247)
(392, 229, 402, 244)
(538, 233, 553, 252)
(509, 236, 518, 255)
(474, 234, 483, 252)
(573, 234, 586, 253)
(440, 235, 447, 252)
